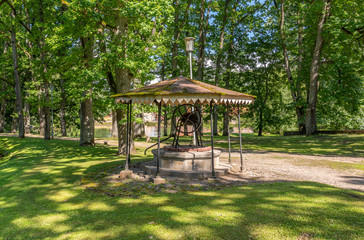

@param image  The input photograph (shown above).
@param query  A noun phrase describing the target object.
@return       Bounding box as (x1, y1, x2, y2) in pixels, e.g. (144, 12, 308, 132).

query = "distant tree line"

(0, 0, 363, 152)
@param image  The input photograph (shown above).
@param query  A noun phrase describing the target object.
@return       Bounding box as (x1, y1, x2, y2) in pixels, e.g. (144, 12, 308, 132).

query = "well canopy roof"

(112, 76, 255, 106)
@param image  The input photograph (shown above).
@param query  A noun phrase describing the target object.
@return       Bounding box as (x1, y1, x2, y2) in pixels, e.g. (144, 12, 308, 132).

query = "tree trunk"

(24, 101, 30, 134)
(172, 0, 181, 77)
(170, 0, 181, 135)
(170, 0, 192, 134)
(11, 114, 18, 133)
(38, 102, 45, 135)
(111, 110, 118, 138)
(0, 98, 6, 133)
(10, 25, 25, 139)
(196, 0, 211, 136)
(80, 91, 95, 145)
(197, 0, 211, 82)
(171, 0, 192, 76)
(114, 9, 131, 154)
(60, 78, 67, 136)
(37, 0, 51, 140)
(115, 68, 133, 154)
(306, 0, 331, 136)
(223, 104, 230, 136)
(223, 31, 234, 136)
(79, 37, 95, 146)
(197, 0, 206, 81)
(296, 10, 305, 134)
(258, 109, 263, 136)
(42, 67, 51, 140)
(213, 0, 230, 136)
(134, 113, 145, 138)
(278, 0, 306, 134)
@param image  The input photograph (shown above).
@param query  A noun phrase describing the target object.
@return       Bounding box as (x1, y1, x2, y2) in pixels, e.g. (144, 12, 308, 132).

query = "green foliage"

(0, 0, 363, 139)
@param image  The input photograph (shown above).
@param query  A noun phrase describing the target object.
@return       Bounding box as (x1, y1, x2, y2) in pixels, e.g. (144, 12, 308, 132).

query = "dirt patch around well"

(82, 149, 364, 198)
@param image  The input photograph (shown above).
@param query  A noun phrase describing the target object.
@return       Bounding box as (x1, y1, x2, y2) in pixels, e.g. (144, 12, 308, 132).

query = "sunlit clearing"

(47, 190, 77, 202)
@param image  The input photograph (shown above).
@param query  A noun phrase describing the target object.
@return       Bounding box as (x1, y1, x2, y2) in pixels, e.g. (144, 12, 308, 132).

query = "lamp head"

(184, 37, 195, 52)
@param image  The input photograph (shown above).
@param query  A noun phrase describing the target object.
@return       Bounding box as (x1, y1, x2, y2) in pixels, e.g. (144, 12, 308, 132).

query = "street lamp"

(184, 37, 195, 79)
(184, 37, 196, 145)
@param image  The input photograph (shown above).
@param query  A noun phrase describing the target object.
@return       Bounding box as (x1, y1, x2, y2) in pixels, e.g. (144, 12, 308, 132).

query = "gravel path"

(1, 133, 363, 192)
(218, 151, 364, 192)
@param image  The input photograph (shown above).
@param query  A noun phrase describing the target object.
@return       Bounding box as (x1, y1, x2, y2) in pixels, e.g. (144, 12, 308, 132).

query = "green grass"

(288, 158, 364, 171)
(0, 136, 364, 240)
(139, 134, 364, 157)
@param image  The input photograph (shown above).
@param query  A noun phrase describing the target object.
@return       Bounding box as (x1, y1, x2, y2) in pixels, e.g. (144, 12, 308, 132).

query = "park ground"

(0, 134, 363, 239)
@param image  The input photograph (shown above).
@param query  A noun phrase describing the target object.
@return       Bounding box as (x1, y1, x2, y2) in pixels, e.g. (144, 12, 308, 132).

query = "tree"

(306, 0, 332, 136)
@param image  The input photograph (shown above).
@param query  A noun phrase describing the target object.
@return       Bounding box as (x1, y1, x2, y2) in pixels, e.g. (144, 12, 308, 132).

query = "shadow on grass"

(160, 134, 364, 158)
(0, 136, 363, 239)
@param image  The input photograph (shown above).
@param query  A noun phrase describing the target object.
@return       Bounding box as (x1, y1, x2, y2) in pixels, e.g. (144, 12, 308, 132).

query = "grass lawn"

(140, 133, 364, 157)
(0, 136, 363, 240)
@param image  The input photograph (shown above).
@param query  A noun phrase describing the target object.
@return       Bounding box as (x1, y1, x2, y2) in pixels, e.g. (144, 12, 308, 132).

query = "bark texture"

(60, 78, 67, 136)
(278, 0, 306, 134)
(79, 37, 95, 146)
(114, 10, 131, 155)
(38, 103, 45, 135)
(11, 114, 18, 133)
(0, 98, 6, 133)
(111, 110, 118, 138)
(80, 91, 95, 145)
(197, 0, 211, 82)
(213, 0, 230, 136)
(10, 24, 25, 139)
(306, 0, 331, 136)
(24, 101, 30, 134)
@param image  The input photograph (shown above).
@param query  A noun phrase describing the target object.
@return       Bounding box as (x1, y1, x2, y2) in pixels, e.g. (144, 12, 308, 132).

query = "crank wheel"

(172, 104, 202, 134)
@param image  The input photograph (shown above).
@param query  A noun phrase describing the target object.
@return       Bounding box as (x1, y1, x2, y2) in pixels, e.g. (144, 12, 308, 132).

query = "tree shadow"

(341, 176, 364, 186)
(1, 136, 364, 239)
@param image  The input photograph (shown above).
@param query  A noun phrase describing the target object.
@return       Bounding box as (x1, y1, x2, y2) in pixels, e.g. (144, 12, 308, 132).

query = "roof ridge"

(186, 78, 226, 95)
(153, 79, 177, 93)
(188, 78, 256, 98)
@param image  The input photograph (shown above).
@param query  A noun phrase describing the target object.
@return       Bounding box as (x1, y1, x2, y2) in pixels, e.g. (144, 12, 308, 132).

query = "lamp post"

(184, 37, 196, 145)
(184, 37, 195, 79)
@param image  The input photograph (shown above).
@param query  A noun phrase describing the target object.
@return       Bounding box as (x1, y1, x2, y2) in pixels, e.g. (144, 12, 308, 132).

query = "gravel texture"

(218, 151, 364, 192)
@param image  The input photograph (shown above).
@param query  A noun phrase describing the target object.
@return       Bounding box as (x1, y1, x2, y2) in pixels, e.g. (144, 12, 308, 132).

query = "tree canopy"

(0, 0, 363, 147)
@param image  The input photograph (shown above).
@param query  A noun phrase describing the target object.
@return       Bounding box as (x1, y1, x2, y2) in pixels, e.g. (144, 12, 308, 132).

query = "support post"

(156, 101, 162, 176)
(119, 100, 133, 180)
(128, 100, 132, 164)
(125, 102, 130, 169)
(189, 51, 196, 146)
(227, 103, 231, 164)
(210, 100, 216, 178)
(238, 104, 243, 172)
(125, 101, 130, 170)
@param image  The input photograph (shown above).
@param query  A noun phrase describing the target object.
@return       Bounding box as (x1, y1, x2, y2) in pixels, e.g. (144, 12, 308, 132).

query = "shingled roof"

(112, 76, 255, 105)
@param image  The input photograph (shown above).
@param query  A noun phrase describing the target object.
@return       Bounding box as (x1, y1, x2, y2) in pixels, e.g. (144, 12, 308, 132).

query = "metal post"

(189, 52, 193, 79)
(125, 101, 130, 170)
(189, 51, 196, 146)
(156, 101, 162, 176)
(210, 100, 216, 177)
(238, 104, 243, 172)
(227, 103, 231, 164)
(50, 84, 54, 139)
(128, 100, 132, 164)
